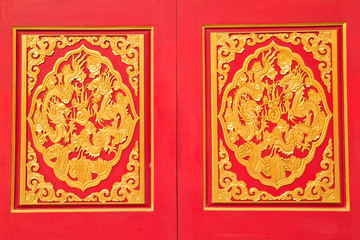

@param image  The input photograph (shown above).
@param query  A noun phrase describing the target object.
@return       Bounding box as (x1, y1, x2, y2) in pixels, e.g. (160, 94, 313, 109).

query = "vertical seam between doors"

(176, 0, 179, 239)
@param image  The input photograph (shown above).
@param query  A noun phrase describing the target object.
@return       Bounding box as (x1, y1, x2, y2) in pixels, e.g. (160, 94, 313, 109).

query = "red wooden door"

(1, 0, 360, 239)
(177, 0, 360, 239)
(0, 0, 177, 239)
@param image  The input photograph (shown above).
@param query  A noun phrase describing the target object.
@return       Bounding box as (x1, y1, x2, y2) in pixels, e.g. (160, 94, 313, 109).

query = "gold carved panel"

(12, 27, 153, 211)
(204, 24, 349, 210)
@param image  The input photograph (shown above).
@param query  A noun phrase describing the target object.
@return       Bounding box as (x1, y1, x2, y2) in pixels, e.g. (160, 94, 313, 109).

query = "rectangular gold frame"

(11, 26, 154, 213)
(203, 23, 349, 211)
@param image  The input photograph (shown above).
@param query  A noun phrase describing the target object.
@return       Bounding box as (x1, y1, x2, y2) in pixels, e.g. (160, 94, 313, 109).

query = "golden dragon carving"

(219, 42, 332, 189)
(28, 45, 139, 191)
(84, 35, 141, 95)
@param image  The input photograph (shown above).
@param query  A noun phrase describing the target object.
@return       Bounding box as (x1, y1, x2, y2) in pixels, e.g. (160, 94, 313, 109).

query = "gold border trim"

(342, 23, 350, 211)
(203, 22, 346, 28)
(10, 27, 17, 212)
(13, 26, 153, 30)
(150, 27, 155, 211)
(203, 23, 349, 211)
(11, 26, 154, 213)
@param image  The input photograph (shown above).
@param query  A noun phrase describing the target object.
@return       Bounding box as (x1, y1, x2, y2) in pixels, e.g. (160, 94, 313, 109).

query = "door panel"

(177, 0, 360, 239)
(0, 0, 176, 239)
(1, 0, 360, 239)
(13, 27, 153, 210)
(203, 24, 348, 210)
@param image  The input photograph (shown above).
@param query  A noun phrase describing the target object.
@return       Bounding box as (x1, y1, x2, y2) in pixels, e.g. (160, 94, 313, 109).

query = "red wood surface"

(1, 0, 360, 239)
(0, 0, 177, 239)
(177, 0, 360, 239)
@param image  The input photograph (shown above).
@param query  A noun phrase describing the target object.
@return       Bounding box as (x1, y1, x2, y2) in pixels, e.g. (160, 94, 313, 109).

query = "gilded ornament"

(28, 45, 138, 191)
(25, 141, 141, 203)
(274, 31, 333, 92)
(218, 42, 332, 189)
(217, 138, 336, 202)
(25, 35, 141, 96)
(216, 31, 334, 94)
(216, 33, 273, 94)
(15, 31, 149, 208)
(26, 35, 82, 96)
(84, 35, 141, 95)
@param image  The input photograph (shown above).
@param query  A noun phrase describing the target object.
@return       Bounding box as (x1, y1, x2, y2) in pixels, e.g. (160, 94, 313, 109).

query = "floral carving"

(215, 31, 334, 94)
(25, 141, 141, 203)
(26, 35, 141, 96)
(217, 139, 336, 202)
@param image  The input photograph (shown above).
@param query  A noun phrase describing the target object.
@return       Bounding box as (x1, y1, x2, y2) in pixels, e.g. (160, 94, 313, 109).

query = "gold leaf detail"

(216, 33, 272, 94)
(84, 141, 141, 203)
(216, 31, 333, 94)
(26, 35, 141, 96)
(84, 35, 140, 95)
(274, 31, 333, 92)
(217, 139, 335, 202)
(25, 142, 82, 203)
(25, 141, 141, 203)
(218, 42, 332, 189)
(28, 45, 139, 191)
(26, 35, 82, 96)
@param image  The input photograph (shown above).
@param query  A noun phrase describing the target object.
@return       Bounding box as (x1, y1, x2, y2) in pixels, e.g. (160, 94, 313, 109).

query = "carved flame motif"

(28, 45, 139, 191)
(219, 42, 332, 189)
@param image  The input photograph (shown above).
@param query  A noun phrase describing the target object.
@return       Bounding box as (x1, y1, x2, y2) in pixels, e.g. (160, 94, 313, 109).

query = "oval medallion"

(219, 42, 332, 189)
(28, 45, 139, 191)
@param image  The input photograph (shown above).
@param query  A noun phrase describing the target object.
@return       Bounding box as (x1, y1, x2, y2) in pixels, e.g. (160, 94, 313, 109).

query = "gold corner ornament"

(218, 42, 332, 189)
(217, 138, 336, 202)
(216, 31, 334, 94)
(28, 45, 138, 191)
(84, 35, 141, 96)
(26, 141, 142, 203)
(26, 35, 141, 96)
(26, 35, 82, 96)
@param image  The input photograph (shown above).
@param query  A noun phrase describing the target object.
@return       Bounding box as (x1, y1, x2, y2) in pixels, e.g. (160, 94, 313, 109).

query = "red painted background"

(1, 0, 360, 239)
(0, 0, 177, 239)
(177, 0, 360, 239)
